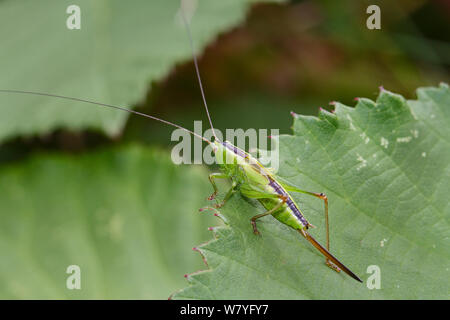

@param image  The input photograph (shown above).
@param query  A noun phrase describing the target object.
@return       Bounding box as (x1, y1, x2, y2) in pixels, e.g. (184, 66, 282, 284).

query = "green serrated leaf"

(0, 145, 216, 299)
(0, 0, 280, 142)
(173, 83, 450, 299)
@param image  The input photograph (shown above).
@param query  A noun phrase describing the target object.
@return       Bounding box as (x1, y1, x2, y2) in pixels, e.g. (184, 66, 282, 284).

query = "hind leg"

(281, 185, 339, 272)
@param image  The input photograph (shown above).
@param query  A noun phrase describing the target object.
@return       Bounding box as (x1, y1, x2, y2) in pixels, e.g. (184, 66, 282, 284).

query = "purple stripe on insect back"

(268, 178, 309, 226)
(222, 141, 248, 158)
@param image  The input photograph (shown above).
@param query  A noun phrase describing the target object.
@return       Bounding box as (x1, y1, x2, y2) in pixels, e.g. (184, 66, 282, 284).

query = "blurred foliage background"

(1, 0, 449, 160)
(127, 0, 449, 147)
(0, 0, 448, 299)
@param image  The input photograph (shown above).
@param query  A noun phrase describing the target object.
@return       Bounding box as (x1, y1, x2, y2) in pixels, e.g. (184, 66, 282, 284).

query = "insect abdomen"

(266, 179, 309, 230)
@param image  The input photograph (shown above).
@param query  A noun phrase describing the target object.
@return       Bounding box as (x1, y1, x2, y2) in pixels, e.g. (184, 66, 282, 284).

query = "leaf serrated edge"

(173, 84, 449, 300)
(169, 221, 231, 299)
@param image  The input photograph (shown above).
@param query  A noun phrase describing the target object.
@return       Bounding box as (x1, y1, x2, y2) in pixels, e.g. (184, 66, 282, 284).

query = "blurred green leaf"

(0, 0, 281, 143)
(0, 145, 215, 299)
(173, 83, 450, 299)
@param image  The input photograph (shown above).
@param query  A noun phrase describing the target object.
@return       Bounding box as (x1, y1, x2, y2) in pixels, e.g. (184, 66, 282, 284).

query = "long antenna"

(0, 89, 212, 144)
(180, 0, 217, 140)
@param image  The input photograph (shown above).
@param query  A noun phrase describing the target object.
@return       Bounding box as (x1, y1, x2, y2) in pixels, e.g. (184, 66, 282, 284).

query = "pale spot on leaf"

(356, 153, 367, 171)
(396, 136, 412, 143)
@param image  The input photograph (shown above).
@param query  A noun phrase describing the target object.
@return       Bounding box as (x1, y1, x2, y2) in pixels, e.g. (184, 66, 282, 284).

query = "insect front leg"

(214, 181, 237, 209)
(207, 173, 228, 200)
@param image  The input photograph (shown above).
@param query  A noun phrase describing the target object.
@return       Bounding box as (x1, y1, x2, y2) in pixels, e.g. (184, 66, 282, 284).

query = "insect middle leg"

(250, 195, 287, 235)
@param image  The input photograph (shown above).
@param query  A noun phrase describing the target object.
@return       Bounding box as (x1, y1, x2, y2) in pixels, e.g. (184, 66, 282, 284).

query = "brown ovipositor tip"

(299, 230, 363, 283)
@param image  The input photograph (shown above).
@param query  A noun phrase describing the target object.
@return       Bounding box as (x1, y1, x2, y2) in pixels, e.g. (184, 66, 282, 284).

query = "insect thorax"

(214, 140, 270, 187)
